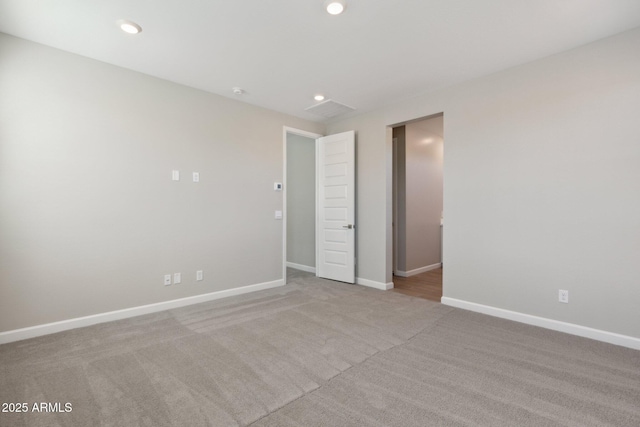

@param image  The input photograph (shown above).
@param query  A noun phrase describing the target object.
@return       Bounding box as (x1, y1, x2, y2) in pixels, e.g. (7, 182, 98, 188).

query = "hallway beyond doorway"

(392, 268, 442, 302)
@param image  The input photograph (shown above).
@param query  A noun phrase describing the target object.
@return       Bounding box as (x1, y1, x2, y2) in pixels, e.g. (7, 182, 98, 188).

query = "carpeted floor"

(1, 269, 638, 426)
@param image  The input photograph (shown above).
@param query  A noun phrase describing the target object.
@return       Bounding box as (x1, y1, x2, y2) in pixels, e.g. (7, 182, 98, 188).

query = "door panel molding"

(317, 130, 355, 283)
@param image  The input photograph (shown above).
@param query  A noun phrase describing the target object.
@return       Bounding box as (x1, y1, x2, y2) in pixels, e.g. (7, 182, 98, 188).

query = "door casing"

(282, 127, 323, 283)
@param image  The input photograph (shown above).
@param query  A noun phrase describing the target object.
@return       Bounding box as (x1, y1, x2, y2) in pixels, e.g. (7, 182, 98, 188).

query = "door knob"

(342, 224, 354, 229)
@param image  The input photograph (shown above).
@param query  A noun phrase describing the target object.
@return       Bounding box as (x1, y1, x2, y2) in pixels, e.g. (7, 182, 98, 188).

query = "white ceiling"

(2, 0, 640, 123)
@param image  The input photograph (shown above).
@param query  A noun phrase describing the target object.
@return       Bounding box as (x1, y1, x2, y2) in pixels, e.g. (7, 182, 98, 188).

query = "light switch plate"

(193, 172, 200, 182)
(174, 272, 181, 284)
(275, 210, 283, 219)
(172, 170, 180, 181)
(274, 182, 282, 191)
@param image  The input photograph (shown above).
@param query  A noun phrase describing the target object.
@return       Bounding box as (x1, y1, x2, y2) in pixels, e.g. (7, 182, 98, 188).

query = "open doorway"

(283, 128, 320, 284)
(391, 114, 444, 301)
(283, 127, 357, 285)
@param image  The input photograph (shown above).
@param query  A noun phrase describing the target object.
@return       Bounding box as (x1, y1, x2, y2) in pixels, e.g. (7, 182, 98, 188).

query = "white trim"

(286, 262, 316, 274)
(0, 279, 284, 345)
(357, 277, 394, 290)
(315, 134, 320, 277)
(441, 297, 640, 350)
(395, 262, 442, 277)
(282, 128, 288, 285)
(283, 126, 324, 140)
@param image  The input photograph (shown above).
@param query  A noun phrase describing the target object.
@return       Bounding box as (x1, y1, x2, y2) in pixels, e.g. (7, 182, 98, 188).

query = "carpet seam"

(245, 304, 454, 426)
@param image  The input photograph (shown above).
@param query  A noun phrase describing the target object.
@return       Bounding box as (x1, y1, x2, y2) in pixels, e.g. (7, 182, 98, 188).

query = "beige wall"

(328, 28, 640, 339)
(3, 26, 640, 342)
(0, 34, 323, 332)
(286, 134, 316, 268)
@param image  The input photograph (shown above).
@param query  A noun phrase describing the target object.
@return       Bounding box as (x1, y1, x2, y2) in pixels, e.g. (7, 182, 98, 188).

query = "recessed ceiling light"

(314, 94, 325, 101)
(232, 87, 244, 95)
(324, 0, 346, 15)
(118, 20, 142, 34)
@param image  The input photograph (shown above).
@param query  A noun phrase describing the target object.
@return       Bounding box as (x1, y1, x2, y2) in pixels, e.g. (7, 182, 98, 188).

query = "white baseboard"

(395, 262, 442, 277)
(0, 279, 285, 345)
(286, 262, 316, 274)
(357, 277, 394, 290)
(441, 297, 640, 351)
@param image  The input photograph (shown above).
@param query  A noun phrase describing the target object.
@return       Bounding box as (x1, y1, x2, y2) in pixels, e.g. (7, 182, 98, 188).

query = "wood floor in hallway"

(391, 267, 443, 302)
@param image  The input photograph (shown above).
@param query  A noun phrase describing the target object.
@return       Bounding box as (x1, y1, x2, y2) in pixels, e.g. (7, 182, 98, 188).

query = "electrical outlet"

(559, 289, 569, 304)
(196, 270, 203, 281)
(164, 274, 172, 286)
(174, 272, 181, 284)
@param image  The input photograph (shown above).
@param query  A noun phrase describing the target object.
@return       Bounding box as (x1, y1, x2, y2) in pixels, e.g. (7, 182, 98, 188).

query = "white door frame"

(282, 126, 323, 283)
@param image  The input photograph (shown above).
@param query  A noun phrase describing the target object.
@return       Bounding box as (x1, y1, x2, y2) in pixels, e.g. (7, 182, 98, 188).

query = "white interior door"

(317, 130, 355, 283)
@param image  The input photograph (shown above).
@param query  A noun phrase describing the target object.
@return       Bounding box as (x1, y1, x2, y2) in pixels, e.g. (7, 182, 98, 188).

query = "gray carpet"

(1, 269, 638, 427)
